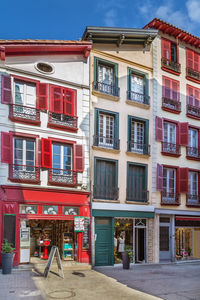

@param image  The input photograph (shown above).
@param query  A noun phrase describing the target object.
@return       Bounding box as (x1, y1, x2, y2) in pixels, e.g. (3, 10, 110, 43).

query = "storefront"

(0, 186, 90, 266)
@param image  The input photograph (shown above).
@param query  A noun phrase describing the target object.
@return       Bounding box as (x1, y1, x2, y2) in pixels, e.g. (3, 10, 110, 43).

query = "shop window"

(186, 49, 200, 82)
(186, 85, 200, 119)
(43, 205, 58, 215)
(3, 214, 16, 249)
(127, 68, 149, 105)
(63, 207, 79, 215)
(19, 205, 38, 214)
(161, 38, 180, 74)
(94, 108, 119, 150)
(162, 76, 181, 113)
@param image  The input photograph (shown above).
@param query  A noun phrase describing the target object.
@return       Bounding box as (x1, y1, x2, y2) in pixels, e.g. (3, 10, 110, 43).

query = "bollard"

(122, 251, 130, 269)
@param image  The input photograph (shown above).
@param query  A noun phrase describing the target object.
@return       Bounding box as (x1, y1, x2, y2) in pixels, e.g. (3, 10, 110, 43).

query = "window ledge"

(92, 145, 120, 154)
(47, 122, 78, 132)
(9, 116, 41, 126)
(186, 75, 200, 84)
(161, 66, 181, 76)
(92, 199, 120, 203)
(126, 100, 150, 109)
(161, 152, 181, 157)
(9, 178, 41, 184)
(125, 201, 149, 205)
(186, 155, 200, 161)
(92, 90, 120, 101)
(126, 151, 150, 158)
(186, 113, 200, 120)
(162, 106, 181, 114)
(48, 181, 78, 188)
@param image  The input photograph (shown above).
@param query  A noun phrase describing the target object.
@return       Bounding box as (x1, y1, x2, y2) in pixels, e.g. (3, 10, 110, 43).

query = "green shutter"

(144, 74, 149, 104)
(144, 119, 149, 154)
(114, 112, 119, 148)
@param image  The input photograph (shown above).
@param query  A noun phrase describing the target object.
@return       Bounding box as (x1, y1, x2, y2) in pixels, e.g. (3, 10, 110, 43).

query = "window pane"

(26, 83, 36, 107)
(15, 81, 24, 105)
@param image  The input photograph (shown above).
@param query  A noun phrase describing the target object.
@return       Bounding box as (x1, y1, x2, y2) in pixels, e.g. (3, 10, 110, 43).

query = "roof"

(0, 39, 91, 45)
(144, 18, 200, 48)
(82, 26, 157, 46)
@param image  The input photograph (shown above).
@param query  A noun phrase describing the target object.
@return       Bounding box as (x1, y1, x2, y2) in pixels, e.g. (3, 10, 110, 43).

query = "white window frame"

(163, 167, 176, 200)
(98, 113, 115, 148)
(13, 138, 35, 171)
(188, 128, 198, 157)
(130, 74, 144, 102)
(131, 120, 144, 153)
(188, 171, 198, 200)
(52, 144, 73, 174)
(13, 79, 37, 108)
(163, 122, 177, 153)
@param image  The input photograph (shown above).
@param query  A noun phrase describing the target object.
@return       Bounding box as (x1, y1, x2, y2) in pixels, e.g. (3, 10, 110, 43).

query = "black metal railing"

(162, 142, 180, 155)
(49, 112, 78, 129)
(93, 81, 120, 97)
(162, 97, 181, 112)
(186, 194, 200, 206)
(161, 192, 180, 205)
(186, 67, 200, 81)
(93, 185, 119, 200)
(9, 104, 40, 122)
(48, 168, 77, 185)
(186, 146, 200, 159)
(93, 135, 120, 150)
(187, 104, 200, 118)
(127, 141, 150, 155)
(9, 164, 40, 182)
(126, 190, 149, 202)
(127, 90, 150, 105)
(161, 57, 181, 73)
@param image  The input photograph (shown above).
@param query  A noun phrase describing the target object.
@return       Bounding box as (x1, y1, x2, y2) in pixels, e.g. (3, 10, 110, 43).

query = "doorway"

(160, 217, 171, 261)
(135, 228, 145, 262)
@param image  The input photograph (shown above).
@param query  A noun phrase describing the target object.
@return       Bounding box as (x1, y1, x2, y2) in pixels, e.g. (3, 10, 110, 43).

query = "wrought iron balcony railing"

(186, 67, 200, 81)
(161, 192, 180, 205)
(93, 81, 120, 97)
(126, 190, 149, 202)
(186, 146, 200, 159)
(9, 164, 40, 183)
(161, 57, 181, 73)
(162, 97, 181, 112)
(162, 142, 180, 155)
(48, 168, 77, 186)
(48, 112, 78, 129)
(9, 104, 40, 122)
(93, 185, 119, 200)
(127, 90, 150, 105)
(93, 135, 120, 150)
(187, 104, 200, 119)
(127, 141, 150, 155)
(186, 194, 200, 206)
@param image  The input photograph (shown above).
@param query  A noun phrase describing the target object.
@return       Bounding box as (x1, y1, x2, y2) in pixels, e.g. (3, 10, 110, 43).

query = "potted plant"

(1, 239, 15, 274)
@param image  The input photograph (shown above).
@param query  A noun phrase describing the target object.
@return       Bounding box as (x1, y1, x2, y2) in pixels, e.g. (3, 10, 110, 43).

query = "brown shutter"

(186, 49, 194, 69)
(162, 39, 171, 60)
(179, 122, 188, 146)
(74, 144, 84, 173)
(41, 138, 52, 168)
(1, 75, 12, 104)
(155, 117, 163, 141)
(37, 83, 48, 110)
(1, 132, 12, 163)
(179, 168, 188, 193)
(157, 164, 163, 191)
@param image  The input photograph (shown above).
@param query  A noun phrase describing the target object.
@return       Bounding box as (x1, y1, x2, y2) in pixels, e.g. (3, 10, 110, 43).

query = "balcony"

(9, 104, 40, 124)
(186, 194, 200, 207)
(48, 112, 78, 130)
(93, 81, 120, 97)
(127, 91, 150, 105)
(93, 135, 120, 150)
(93, 185, 119, 200)
(186, 67, 200, 82)
(9, 164, 40, 183)
(186, 146, 200, 160)
(187, 104, 200, 119)
(162, 97, 181, 113)
(161, 57, 181, 74)
(48, 168, 77, 186)
(127, 141, 150, 156)
(126, 190, 149, 202)
(161, 192, 180, 205)
(162, 142, 180, 156)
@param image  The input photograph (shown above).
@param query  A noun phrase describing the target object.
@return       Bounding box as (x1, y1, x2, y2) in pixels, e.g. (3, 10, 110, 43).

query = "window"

(187, 85, 200, 118)
(13, 138, 35, 171)
(161, 38, 180, 73)
(93, 57, 119, 97)
(127, 163, 148, 202)
(128, 116, 149, 155)
(94, 109, 119, 150)
(186, 49, 200, 81)
(162, 121, 180, 155)
(52, 143, 72, 172)
(163, 167, 177, 203)
(188, 171, 198, 199)
(94, 158, 118, 200)
(162, 76, 180, 112)
(127, 68, 149, 104)
(14, 80, 36, 107)
(187, 128, 199, 158)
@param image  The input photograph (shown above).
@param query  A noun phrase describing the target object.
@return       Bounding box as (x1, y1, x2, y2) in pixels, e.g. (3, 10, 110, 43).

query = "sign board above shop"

(74, 216, 85, 232)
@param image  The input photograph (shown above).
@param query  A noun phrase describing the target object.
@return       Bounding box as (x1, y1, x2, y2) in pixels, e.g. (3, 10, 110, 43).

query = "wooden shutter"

(157, 164, 163, 191)
(194, 88, 200, 107)
(1, 132, 12, 163)
(162, 77, 171, 99)
(37, 83, 48, 110)
(162, 39, 171, 60)
(1, 75, 12, 104)
(179, 168, 188, 193)
(41, 138, 52, 168)
(179, 122, 188, 146)
(194, 52, 199, 72)
(186, 49, 194, 69)
(51, 86, 63, 113)
(172, 80, 179, 101)
(74, 144, 84, 173)
(155, 117, 163, 141)
(64, 88, 74, 116)
(187, 86, 194, 106)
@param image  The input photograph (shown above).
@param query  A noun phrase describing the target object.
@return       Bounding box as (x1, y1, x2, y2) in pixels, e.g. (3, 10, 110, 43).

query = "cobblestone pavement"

(95, 262, 200, 300)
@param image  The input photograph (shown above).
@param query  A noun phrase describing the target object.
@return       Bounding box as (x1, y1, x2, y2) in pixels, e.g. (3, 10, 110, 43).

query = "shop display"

(62, 232, 74, 260)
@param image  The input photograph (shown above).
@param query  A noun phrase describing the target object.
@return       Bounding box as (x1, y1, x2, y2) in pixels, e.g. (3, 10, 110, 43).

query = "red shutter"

(172, 80, 179, 101)
(194, 88, 200, 107)
(51, 86, 63, 113)
(1, 75, 12, 104)
(186, 49, 194, 69)
(155, 117, 163, 141)
(187, 86, 194, 105)
(37, 83, 48, 110)
(41, 138, 52, 168)
(163, 77, 171, 99)
(64, 88, 74, 116)
(1, 132, 12, 163)
(179, 168, 188, 193)
(162, 39, 171, 60)
(194, 52, 199, 72)
(179, 122, 188, 146)
(74, 144, 84, 173)
(157, 164, 163, 191)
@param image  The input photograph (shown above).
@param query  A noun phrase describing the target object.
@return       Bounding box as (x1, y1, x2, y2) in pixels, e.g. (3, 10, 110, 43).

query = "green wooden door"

(95, 217, 113, 266)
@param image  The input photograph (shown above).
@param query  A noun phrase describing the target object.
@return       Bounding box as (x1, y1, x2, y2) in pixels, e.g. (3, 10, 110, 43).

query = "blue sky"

(0, 0, 199, 40)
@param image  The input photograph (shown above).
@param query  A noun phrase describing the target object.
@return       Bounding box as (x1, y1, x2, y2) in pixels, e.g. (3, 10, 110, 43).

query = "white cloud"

(186, 0, 200, 24)
(104, 9, 117, 27)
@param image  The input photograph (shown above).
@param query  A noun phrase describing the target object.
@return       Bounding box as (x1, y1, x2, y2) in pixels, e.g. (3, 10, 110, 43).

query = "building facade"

(83, 27, 157, 266)
(0, 40, 92, 265)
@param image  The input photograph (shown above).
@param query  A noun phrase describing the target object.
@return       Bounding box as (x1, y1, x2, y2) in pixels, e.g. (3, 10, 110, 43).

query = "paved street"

(95, 262, 200, 300)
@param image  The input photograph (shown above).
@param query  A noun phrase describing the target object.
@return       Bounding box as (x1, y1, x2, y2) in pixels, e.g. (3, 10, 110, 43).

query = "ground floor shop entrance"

(159, 217, 171, 261)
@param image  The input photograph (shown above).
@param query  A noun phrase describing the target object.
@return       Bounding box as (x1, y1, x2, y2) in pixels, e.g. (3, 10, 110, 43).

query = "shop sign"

(74, 216, 85, 232)
(82, 217, 89, 249)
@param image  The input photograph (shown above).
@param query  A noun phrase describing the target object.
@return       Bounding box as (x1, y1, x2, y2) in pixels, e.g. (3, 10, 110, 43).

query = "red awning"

(176, 216, 200, 221)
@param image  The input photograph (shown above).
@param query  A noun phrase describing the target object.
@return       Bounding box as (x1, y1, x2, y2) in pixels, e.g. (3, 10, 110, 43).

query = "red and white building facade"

(0, 40, 92, 265)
